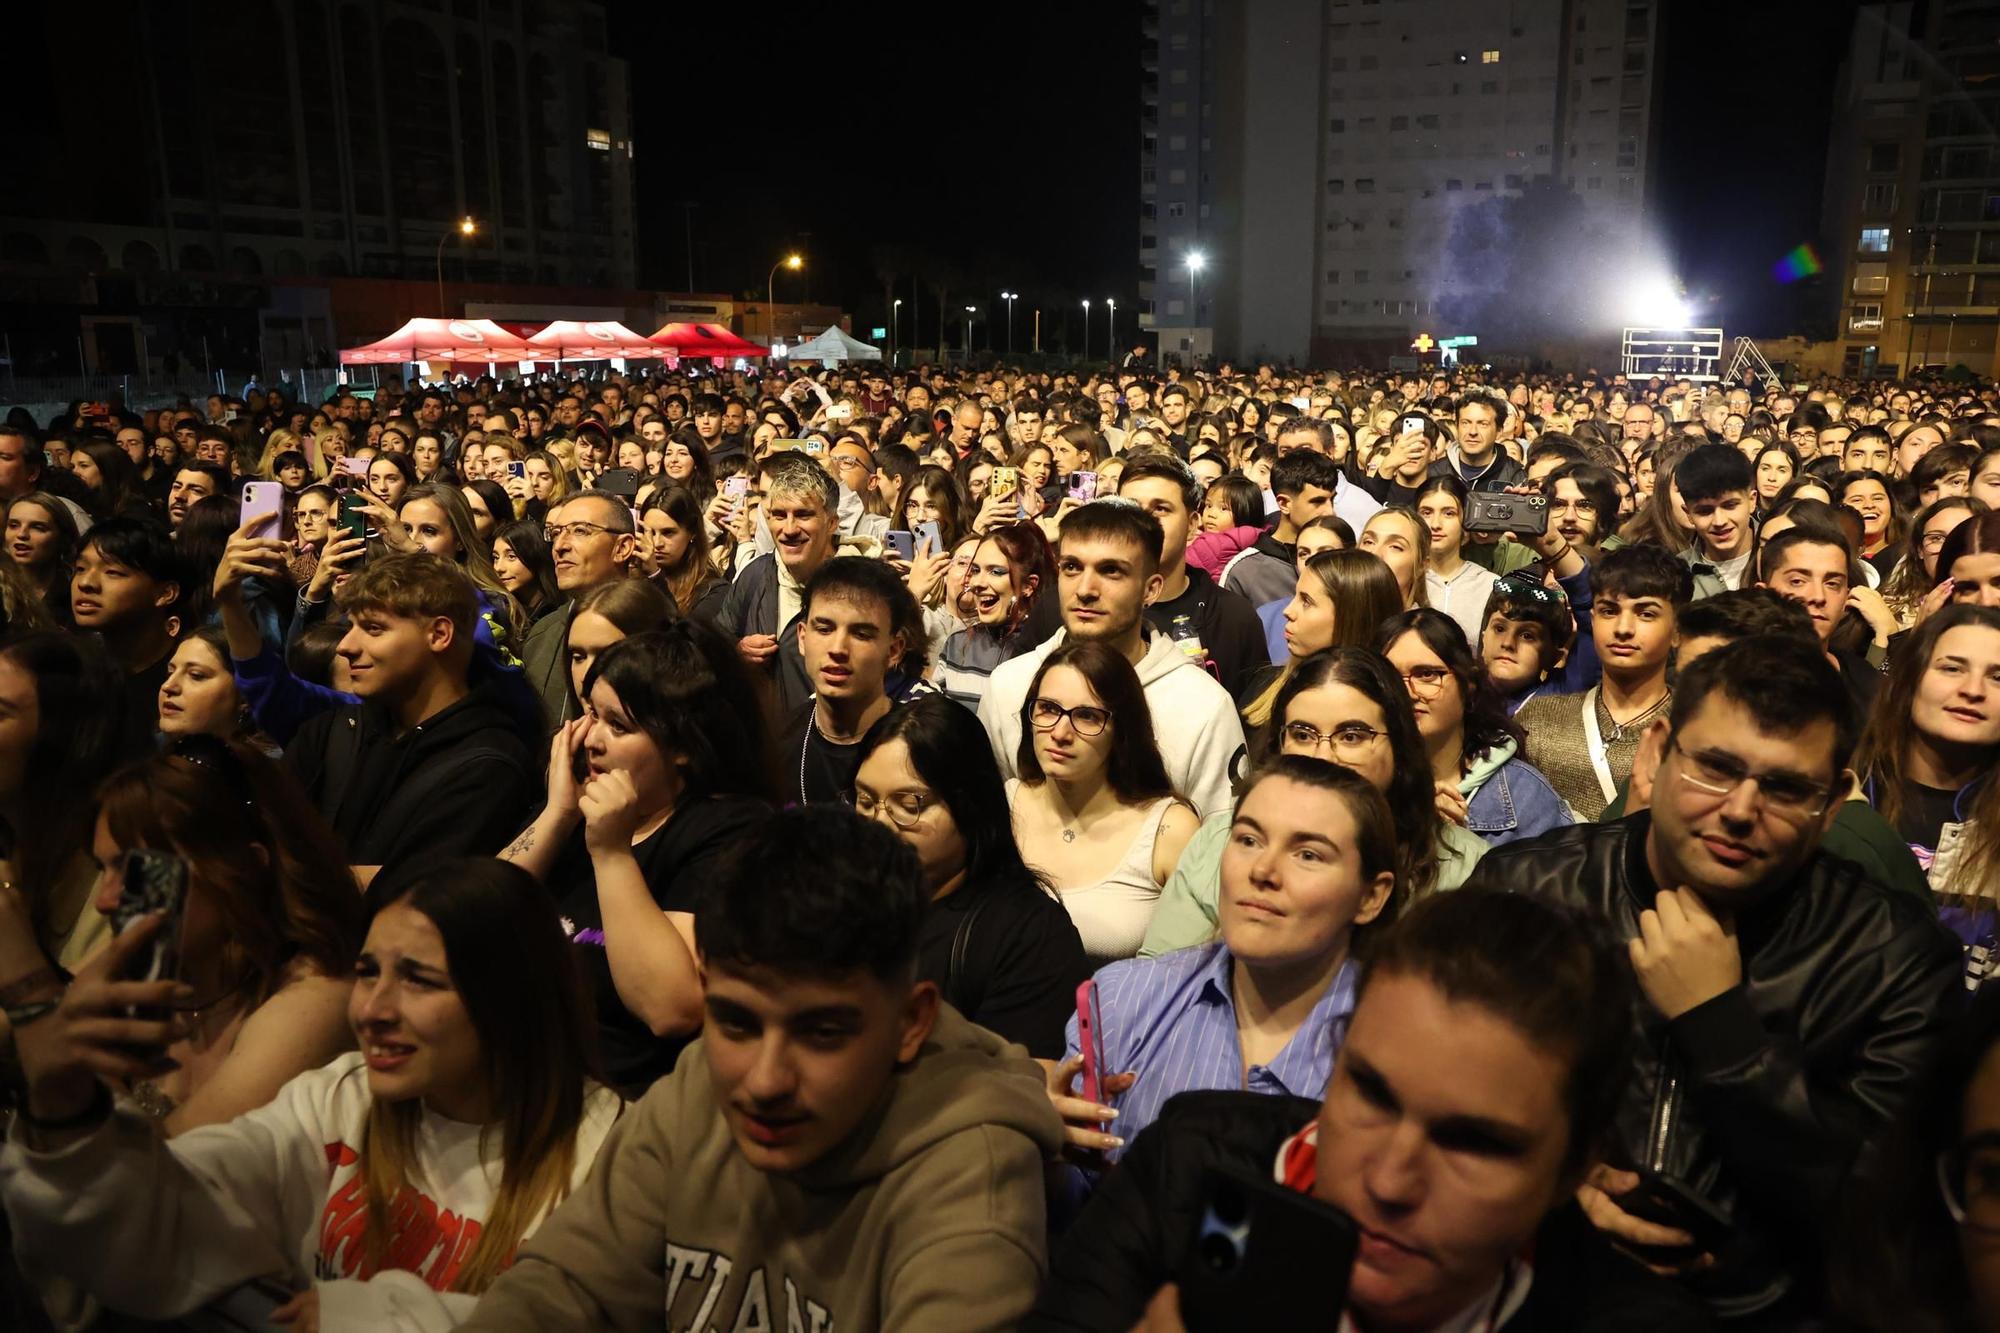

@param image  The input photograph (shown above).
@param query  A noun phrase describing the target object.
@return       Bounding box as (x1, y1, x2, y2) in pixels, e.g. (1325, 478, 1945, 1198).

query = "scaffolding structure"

(1619, 327, 1724, 381)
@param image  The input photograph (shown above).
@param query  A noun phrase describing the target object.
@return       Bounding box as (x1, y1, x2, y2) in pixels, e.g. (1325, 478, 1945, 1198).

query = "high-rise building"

(5, 0, 635, 290)
(1136, 0, 1659, 366)
(1823, 2, 2000, 379)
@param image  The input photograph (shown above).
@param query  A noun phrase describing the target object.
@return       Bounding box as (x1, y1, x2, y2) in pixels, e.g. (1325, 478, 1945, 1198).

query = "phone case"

(1177, 1169, 1358, 1331)
(113, 849, 190, 1017)
(1075, 980, 1105, 1104)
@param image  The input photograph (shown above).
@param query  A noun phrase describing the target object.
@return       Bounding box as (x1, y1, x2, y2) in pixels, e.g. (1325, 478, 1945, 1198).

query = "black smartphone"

(1176, 1168, 1358, 1331)
(1464, 492, 1549, 537)
(1621, 1170, 1734, 1256)
(110, 849, 190, 1020)
(336, 496, 373, 546)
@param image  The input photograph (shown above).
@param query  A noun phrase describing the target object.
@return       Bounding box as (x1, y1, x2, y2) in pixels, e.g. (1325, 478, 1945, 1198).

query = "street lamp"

(766, 252, 803, 340)
(436, 215, 476, 312)
(964, 305, 977, 357)
(1082, 298, 1091, 363)
(892, 298, 903, 367)
(1106, 297, 1117, 362)
(1000, 290, 1017, 356)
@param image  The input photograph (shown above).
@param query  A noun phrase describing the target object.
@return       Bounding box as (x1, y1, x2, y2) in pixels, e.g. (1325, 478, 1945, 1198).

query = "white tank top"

(1009, 781, 1176, 965)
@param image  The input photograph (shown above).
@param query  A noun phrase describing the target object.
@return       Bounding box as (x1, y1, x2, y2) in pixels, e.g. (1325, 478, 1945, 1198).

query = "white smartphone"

(240, 481, 286, 539)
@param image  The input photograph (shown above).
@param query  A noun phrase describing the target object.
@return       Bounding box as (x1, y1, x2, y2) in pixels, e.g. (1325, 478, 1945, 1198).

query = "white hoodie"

(978, 628, 1247, 818)
(1, 1054, 621, 1332)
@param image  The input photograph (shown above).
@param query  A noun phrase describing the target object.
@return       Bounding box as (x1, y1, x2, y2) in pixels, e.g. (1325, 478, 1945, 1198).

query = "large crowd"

(0, 353, 1996, 1329)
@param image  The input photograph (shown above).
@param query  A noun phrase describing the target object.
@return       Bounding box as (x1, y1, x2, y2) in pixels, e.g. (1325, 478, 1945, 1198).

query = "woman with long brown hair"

(0, 857, 618, 1325)
(934, 521, 1058, 709)
(639, 484, 727, 622)
(1008, 640, 1200, 965)
(1857, 603, 2000, 990)
(1239, 548, 1405, 734)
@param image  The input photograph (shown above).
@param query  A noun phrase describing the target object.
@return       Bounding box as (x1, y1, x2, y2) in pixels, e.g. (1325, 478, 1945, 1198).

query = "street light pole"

(766, 252, 803, 343)
(1001, 291, 1017, 356)
(436, 216, 476, 312)
(964, 305, 976, 358)
(892, 298, 902, 369)
(1106, 298, 1117, 363)
(1186, 251, 1207, 361)
(1081, 299, 1091, 364)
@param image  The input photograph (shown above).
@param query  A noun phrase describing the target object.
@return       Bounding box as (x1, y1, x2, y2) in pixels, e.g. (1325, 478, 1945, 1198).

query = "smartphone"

(885, 530, 915, 561)
(336, 495, 374, 547)
(801, 439, 827, 457)
(240, 481, 287, 540)
(723, 475, 751, 501)
(1067, 470, 1100, 503)
(110, 849, 190, 1020)
(916, 519, 942, 552)
(1621, 1170, 1734, 1256)
(1075, 979, 1107, 1104)
(990, 466, 1020, 501)
(1176, 1168, 1358, 1331)
(508, 460, 527, 479)
(1398, 414, 1427, 439)
(1463, 492, 1549, 537)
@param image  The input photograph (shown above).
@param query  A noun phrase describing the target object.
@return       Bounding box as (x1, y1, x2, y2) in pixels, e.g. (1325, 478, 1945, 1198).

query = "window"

(1481, 80, 1500, 94)
(1868, 143, 1901, 173)
(1169, 135, 1187, 150)
(1328, 179, 1347, 194)
(1355, 269, 1370, 283)
(1326, 271, 1341, 284)
(1859, 226, 1890, 254)
(1167, 201, 1186, 218)
(1330, 118, 1346, 132)
(1390, 115, 1408, 130)
(1853, 262, 1889, 295)
(1417, 113, 1439, 129)
(1849, 304, 1884, 332)
(1863, 182, 1898, 214)
(1356, 178, 1376, 193)
(1445, 178, 1463, 191)
(1168, 168, 1188, 184)
(1482, 49, 1501, 63)
(1360, 54, 1379, 70)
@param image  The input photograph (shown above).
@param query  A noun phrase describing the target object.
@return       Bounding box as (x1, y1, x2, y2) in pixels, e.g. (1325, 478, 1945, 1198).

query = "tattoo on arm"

(501, 826, 537, 859)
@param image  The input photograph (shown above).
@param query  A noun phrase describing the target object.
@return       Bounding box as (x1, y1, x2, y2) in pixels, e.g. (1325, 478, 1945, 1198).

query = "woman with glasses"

(1378, 609, 1572, 848)
(501, 624, 775, 1094)
(1886, 496, 1987, 629)
(1141, 647, 1487, 958)
(850, 697, 1087, 1058)
(1856, 605, 2000, 991)
(1008, 642, 1199, 966)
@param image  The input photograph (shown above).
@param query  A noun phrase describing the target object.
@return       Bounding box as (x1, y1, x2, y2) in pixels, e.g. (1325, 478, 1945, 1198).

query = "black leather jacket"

(1463, 813, 1960, 1318)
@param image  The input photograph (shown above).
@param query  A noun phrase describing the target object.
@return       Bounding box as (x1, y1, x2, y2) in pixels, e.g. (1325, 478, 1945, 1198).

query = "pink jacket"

(1186, 524, 1264, 581)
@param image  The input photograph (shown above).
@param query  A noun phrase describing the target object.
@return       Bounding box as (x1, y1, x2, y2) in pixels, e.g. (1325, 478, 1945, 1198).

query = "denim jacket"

(1461, 736, 1575, 847)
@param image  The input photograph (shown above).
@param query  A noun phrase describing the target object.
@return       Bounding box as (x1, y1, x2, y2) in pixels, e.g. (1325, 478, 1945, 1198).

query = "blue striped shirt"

(1063, 941, 1360, 1164)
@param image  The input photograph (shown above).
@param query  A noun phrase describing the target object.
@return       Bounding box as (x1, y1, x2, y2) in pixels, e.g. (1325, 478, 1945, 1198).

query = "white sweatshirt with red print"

(0, 1053, 621, 1331)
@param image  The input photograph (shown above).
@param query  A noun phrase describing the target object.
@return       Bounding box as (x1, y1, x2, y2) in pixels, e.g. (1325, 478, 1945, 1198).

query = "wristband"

(0, 966, 62, 1009)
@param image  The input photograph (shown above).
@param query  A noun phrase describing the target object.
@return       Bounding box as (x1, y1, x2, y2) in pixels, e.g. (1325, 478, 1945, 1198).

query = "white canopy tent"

(783, 325, 882, 365)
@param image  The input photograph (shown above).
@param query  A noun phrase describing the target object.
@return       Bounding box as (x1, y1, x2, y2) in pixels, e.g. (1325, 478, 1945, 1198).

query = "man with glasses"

(1464, 635, 1959, 1322)
(520, 490, 642, 730)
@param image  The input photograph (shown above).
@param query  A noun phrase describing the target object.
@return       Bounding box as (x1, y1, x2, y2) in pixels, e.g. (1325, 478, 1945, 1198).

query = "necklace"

(797, 712, 814, 806)
(1594, 686, 1672, 744)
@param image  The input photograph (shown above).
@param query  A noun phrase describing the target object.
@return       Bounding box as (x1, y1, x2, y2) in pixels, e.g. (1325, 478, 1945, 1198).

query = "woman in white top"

(0, 857, 620, 1332)
(1414, 476, 1496, 648)
(1009, 640, 1199, 964)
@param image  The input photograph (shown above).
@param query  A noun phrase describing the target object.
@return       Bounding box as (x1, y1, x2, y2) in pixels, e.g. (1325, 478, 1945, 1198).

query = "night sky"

(611, 0, 1859, 343)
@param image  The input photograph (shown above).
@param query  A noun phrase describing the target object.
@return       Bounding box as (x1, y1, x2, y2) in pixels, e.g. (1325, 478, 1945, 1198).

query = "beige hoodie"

(458, 1006, 1063, 1332)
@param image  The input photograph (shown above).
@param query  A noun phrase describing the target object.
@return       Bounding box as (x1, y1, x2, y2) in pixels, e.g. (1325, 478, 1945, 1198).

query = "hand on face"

(1628, 887, 1740, 1021)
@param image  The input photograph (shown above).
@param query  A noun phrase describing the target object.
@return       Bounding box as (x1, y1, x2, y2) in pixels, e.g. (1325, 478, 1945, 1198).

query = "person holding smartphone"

(1030, 890, 1709, 1332)
(1042, 759, 1395, 1169)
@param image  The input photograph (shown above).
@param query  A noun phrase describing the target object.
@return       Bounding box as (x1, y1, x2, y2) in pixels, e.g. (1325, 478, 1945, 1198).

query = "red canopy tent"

(647, 322, 770, 361)
(525, 320, 666, 362)
(339, 318, 535, 365)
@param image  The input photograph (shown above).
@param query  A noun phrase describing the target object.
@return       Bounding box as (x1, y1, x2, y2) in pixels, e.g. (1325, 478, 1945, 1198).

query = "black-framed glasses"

(1667, 738, 1832, 818)
(1031, 697, 1110, 737)
(1281, 720, 1388, 755)
(545, 520, 614, 544)
(1939, 1137, 2000, 1233)
(1399, 665, 1452, 698)
(852, 788, 937, 830)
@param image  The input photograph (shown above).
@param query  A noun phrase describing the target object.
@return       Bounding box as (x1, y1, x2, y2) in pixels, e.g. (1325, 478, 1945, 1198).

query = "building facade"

(1823, 1, 2000, 379)
(1137, 0, 1659, 366)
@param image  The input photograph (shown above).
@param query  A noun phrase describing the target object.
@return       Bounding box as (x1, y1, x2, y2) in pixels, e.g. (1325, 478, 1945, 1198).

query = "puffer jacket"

(1462, 812, 1960, 1319)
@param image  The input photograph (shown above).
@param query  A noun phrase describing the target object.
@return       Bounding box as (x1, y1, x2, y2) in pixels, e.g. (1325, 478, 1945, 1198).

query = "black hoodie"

(285, 683, 537, 872)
